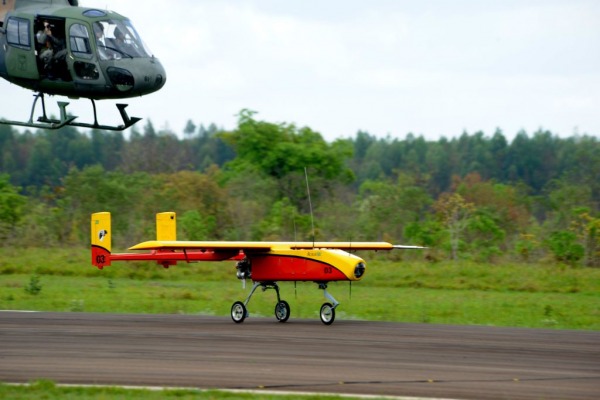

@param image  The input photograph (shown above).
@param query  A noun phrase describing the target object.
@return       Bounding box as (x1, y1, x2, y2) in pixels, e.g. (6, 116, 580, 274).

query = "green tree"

(455, 173, 531, 240)
(0, 174, 26, 239)
(179, 210, 216, 240)
(154, 169, 230, 239)
(121, 123, 184, 173)
(91, 130, 124, 171)
(570, 208, 600, 267)
(254, 197, 312, 241)
(25, 137, 61, 186)
(224, 167, 278, 240)
(545, 231, 584, 265)
(543, 179, 593, 229)
(357, 173, 431, 241)
(467, 209, 505, 261)
(433, 192, 475, 260)
(61, 166, 153, 244)
(183, 119, 197, 137)
(221, 110, 354, 208)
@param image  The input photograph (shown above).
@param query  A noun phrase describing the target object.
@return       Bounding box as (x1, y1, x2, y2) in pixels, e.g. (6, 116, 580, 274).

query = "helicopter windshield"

(93, 19, 153, 60)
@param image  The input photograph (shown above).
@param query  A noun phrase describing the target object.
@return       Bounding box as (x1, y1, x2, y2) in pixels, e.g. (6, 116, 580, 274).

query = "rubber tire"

(320, 302, 336, 325)
(231, 301, 247, 323)
(275, 300, 290, 323)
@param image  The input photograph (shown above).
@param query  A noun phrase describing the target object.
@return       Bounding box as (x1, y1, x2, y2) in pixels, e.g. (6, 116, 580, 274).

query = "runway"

(0, 311, 598, 400)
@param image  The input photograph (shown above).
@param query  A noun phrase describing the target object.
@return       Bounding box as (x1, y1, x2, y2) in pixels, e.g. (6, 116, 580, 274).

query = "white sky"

(2, 0, 599, 141)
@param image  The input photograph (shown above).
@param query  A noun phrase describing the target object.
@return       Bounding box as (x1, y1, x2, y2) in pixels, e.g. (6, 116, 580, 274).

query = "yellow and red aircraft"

(91, 212, 424, 325)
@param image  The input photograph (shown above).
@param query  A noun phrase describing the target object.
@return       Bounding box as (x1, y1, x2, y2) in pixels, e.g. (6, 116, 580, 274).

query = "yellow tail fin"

(91, 212, 111, 268)
(156, 212, 176, 241)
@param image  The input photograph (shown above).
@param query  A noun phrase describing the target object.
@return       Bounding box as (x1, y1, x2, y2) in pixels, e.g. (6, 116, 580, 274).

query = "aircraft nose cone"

(150, 58, 166, 91)
(131, 58, 166, 96)
(354, 262, 366, 279)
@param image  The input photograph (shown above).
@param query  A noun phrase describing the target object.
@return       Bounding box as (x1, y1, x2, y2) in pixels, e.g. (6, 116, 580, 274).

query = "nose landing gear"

(318, 283, 339, 325)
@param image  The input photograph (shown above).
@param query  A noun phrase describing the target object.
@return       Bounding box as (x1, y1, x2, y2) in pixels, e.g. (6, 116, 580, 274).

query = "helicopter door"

(3, 16, 38, 79)
(67, 22, 101, 81)
(34, 17, 71, 81)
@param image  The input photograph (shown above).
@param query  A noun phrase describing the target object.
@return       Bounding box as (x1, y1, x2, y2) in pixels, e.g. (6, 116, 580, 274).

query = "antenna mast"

(304, 167, 315, 247)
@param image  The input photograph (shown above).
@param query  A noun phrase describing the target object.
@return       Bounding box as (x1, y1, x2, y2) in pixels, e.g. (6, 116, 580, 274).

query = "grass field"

(0, 381, 351, 400)
(1, 247, 599, 330)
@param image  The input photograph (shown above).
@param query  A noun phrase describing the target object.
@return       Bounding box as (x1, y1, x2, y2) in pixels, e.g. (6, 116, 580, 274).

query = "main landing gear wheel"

(231, 301, 247, 323)
(320, 302, 336, 325)
(275, 300, 290, 322)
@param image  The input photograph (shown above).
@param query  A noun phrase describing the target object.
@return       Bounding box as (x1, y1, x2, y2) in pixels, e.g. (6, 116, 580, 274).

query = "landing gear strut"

(230, 282, 290, 324)
(0, 92, 141, 131)
(318, 283, 339, 325)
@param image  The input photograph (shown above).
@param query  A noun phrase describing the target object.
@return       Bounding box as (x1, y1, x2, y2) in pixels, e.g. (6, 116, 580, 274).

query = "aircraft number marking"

(324, 266, 333, 274)
(96, 255, 105, 264)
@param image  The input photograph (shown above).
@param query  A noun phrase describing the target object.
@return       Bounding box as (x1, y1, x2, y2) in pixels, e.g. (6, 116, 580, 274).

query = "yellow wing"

(128, 241, 403, 251)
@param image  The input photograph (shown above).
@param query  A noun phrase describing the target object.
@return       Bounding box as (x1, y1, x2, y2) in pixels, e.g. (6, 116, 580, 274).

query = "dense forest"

(1, 110, 599, 266)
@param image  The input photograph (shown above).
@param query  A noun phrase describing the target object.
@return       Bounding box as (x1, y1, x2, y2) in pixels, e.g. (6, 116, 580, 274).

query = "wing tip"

(392, 245, 428, 250)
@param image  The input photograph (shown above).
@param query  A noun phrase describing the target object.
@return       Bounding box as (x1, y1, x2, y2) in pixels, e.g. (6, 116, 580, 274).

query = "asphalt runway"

(0, 312, 598, 400)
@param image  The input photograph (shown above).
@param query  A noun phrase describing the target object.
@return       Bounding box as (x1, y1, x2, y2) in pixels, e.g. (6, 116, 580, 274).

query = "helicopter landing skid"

(0, 93, 141, 131)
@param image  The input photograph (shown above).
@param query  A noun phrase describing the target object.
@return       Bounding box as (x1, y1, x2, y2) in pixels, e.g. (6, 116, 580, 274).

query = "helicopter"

(0, 0, 166, 130)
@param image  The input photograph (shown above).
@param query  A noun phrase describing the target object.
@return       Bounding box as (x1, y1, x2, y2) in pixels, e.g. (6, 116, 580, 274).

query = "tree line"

(1, 110, 598, 266)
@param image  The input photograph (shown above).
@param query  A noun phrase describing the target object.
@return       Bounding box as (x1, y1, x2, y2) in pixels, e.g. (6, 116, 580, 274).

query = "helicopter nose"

(107, 58, 166, 96)
(135, 58, 166, 95)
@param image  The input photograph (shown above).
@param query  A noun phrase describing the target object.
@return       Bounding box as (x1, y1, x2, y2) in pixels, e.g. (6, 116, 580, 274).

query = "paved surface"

(0, 311, 598, 399)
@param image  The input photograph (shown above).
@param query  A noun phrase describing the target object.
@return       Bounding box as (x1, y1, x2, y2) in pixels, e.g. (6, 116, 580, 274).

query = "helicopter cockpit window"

(93, 19, 153, 61)
(6, 17, 31, 49)
(69, 23, 92, 58)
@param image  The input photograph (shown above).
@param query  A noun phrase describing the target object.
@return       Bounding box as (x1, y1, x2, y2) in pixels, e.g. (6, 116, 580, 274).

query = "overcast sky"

(2, 0, 599, 141)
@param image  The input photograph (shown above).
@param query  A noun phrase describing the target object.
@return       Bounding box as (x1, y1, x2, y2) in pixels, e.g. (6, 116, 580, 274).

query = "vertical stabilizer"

(156, 212, 176, 241)
(91, 212, 111, 268)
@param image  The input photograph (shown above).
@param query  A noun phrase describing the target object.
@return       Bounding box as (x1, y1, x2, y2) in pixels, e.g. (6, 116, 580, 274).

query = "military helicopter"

(0, 0, 166, 130)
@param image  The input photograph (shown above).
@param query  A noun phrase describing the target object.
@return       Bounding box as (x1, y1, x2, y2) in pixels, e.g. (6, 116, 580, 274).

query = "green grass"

(1, 247, 599, 330)
(0, 380, 355, 400)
